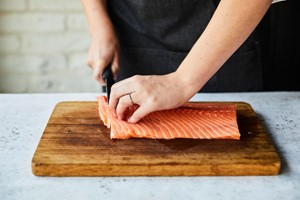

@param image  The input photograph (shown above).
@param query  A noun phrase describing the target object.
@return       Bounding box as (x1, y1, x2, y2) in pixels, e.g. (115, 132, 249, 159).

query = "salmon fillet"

(97, 96, 240, 140)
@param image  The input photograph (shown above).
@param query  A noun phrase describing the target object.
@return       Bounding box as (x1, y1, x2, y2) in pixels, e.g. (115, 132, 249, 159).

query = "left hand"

(109, 72, 194, 123)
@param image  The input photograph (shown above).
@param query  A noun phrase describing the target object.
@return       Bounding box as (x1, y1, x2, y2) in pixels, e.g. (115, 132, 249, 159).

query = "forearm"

(80, 0, 114, 37)
(176, 0, 272, 96)
(81, 0, 119, 83)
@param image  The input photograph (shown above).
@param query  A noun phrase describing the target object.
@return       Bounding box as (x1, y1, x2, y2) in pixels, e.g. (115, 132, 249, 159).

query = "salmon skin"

(97, 96, 240, 140)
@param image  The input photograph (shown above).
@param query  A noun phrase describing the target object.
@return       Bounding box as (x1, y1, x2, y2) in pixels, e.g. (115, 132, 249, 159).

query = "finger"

(92, 59, 106, 84)
(128, 104, 152, 123)
(110, 75, 139, 89)
(116, 94, 132, 120)
(109, 82, 132, 116)
(111, 51, 119, 80)
(86, 57, 93, 69)
(109, 77, 139, 112)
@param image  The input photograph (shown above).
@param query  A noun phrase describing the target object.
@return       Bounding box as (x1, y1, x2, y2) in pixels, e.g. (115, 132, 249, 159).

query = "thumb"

(128, 104, 152, 123)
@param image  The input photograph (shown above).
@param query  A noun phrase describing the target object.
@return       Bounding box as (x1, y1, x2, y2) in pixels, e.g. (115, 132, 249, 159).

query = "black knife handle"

(102, 64, 115, 101)
(102, 63, 112, 81)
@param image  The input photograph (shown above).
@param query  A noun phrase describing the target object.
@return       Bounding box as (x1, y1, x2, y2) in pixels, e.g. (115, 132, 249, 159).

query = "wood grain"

(32, 101, 281, 176)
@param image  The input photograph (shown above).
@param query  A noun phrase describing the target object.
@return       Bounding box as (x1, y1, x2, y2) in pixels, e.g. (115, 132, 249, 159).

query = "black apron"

(107, 0, 263, 92)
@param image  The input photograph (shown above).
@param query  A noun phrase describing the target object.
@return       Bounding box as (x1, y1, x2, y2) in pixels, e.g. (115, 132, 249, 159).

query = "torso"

(108, 0, 263, 92)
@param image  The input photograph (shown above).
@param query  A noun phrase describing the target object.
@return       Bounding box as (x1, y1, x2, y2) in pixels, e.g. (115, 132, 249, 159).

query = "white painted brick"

(0, 54, 67, 73)
(62, 70, 100, 92)
(28, 70, 100, 92)
(0, 13, 65, 33)
(0, 35, 20, 53)
(0, 0, 100, 93)
(27, 72, 64, 92)
(66, 14, 88, 31)
(68, 53, 104, 92)
(68, 52, 87, 70)
(0, 0, 26, 11)
(0, 73, 28, 93)
(22, 32, 90, 54)
(67, 54, 102, 92)
(0, 65, 100, 92)
(28, 0, 83, 11)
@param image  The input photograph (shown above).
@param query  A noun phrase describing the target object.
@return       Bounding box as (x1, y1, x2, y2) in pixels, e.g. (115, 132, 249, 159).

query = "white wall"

(0, 0, 101, 93)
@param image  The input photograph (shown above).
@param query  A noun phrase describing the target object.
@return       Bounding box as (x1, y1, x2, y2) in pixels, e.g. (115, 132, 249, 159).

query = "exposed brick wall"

(0, 0, 100, 93)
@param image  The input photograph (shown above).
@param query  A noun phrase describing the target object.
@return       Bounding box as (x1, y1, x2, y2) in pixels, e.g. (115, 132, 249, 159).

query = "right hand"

(86, 28, 119, 84)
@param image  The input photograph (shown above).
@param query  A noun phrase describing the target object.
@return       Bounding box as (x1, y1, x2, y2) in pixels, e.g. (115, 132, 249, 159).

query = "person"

(81, 0, 282, 123)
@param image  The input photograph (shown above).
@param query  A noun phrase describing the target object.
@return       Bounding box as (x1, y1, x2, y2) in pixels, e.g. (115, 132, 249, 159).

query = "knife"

(102, 63, 115, 101)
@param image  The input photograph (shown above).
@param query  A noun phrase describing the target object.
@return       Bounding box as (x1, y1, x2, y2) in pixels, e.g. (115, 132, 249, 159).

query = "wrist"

(89, 22, 119, 49)
(168, 71, 200, 103)
(86, 5, 114, 37)
(89, 19, 114, 37)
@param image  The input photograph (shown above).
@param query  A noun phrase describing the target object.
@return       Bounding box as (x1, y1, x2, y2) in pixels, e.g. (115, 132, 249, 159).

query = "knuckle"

(147, 95, 158, 107)
(141, 87, 151, 97)
(111, 85, 118, 94)
(87, 59, 93, 67)
(99, 50, 113, 61)
(111, 84, 117, 90)
(132, 75, 140, 82)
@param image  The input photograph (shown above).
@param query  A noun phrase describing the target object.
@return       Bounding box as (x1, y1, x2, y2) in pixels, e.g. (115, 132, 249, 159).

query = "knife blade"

(102, 63, 115, 101)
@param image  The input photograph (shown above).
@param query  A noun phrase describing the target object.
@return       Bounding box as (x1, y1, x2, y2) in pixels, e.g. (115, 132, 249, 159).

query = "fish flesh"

(97, 96, 240, 140)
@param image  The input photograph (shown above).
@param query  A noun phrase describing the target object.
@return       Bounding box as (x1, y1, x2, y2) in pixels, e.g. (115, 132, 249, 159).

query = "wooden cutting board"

(32, 101, 281, 176)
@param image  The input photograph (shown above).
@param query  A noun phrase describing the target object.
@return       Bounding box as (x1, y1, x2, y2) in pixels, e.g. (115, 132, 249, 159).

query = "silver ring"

(129, 93, 134, 104)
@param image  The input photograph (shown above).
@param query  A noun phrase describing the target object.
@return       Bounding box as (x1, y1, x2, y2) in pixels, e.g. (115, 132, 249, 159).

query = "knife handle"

(102, 63, 115, 101)
(102, 63, 112, 81)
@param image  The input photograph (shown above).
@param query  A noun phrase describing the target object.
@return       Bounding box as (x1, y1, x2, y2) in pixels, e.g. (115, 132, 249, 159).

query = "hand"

(109, 73, 194, 123)
(86, 29, 119, 84)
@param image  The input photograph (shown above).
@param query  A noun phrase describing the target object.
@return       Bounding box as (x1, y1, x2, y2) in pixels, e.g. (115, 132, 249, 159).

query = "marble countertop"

(0, 92, 299, 200)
